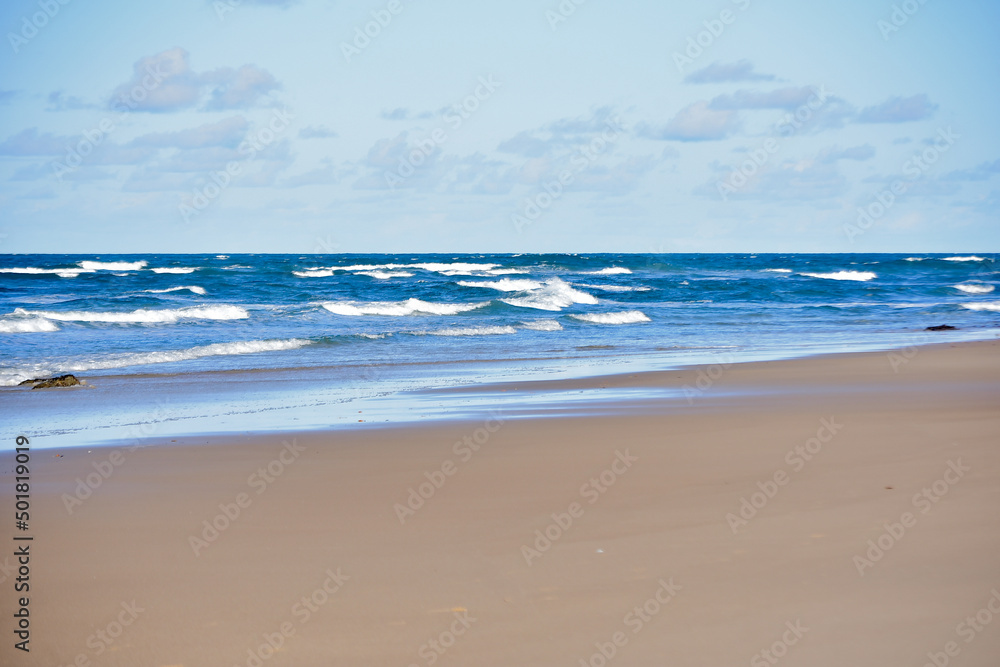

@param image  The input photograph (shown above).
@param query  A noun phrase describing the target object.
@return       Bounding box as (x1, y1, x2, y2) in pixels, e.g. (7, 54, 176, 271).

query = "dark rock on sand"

(21, 374, 82, 389)
(925, 325, 958, 331)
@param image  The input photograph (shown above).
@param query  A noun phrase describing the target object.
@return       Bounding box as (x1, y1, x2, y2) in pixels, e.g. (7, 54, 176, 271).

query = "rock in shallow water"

(19, 374, 82, 389)
(925, 325, 958, 331)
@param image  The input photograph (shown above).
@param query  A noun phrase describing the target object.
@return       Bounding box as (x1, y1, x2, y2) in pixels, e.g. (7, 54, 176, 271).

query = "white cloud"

(856, 94, 936, 123)
(684, 60, 776, 84)
(108, 48, 280, 113)
(639, 101, 740, 141)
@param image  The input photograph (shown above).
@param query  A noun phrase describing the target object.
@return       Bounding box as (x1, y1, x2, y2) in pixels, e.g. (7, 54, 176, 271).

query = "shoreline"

(3, 337, 996, 452)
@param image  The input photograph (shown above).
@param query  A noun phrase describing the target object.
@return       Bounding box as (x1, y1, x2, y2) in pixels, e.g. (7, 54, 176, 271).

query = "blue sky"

(0, 0, 997, 252)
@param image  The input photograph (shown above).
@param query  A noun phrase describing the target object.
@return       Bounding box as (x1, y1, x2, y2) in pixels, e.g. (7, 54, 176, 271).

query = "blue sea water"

(0, 253, 998, 388)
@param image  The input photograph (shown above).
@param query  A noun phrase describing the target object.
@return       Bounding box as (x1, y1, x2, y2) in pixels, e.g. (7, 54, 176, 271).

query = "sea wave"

(586, 267, 632, 275)
(800, 271, 876, 282)
(577, 283, 652, 292)
(428, 325, 517, 336)
(501, 278, 598, 311)
(0, 317, 60, 333)
(943, 256, 986, 262)
(144, 286, 208, 295)
(521, 319, 563, 331)
(0, 267, 94, 278)
(457, 278, 545, 292)
(763, 268, 793, 273)
(954, 283, 994, 294)
(0, 338, 311, 386)
(12, 305, 249, 323)
(78, 260, 148, 271)
(322, 298, 487, 316)
(570, 310, 651, 324)
(151, 267, 197, 274)
(481, 268, 527, 276)
(961, 301, 1000, 312)
(354, 271, 415, 279)
(294, 270, 335, 278)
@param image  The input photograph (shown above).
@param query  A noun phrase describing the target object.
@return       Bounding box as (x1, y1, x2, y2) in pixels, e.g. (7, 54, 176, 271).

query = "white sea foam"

(521, 319, 563, 331)
(763, 268, 793, 273)
(0, 267, 95, 278)
(954, 283, 995, 294)
(501, 278, 598, 311)
(570, 310, 651, 324)
(482, 268, 527, 276)
(14, 305, 249, 324)
(961, 301, 1000, 312)
(0, 317, 60, 333)
(354, 271, 414, 279)
(429, 325, 517, 336)
(800, 271, 876, 282)
(577, 283, 652, 292)
(293, 270, 335, 278)
(586, 267, 632, 275)
(144, 286, 208, 295)
(904, 257, 927, 262)
(411, 262, 499, 274)
(943, 256, 986, 262)
(78, 260, 148, 271)
(151, 267, 197, 274)
(322, 298, 487, 317)
(0, 338, 310, 386)
(457, 278, 545, 292)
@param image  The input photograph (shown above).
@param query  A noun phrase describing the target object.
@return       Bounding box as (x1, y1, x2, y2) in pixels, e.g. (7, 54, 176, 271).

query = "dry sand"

(2, 340, 999, 666)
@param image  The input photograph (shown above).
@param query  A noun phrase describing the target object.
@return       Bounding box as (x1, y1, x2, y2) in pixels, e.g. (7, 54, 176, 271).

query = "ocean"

(1, 253, 997, 390)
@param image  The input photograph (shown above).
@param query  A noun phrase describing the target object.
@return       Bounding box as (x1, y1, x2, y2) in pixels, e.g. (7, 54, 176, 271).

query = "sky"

(0, 0, 998, 253)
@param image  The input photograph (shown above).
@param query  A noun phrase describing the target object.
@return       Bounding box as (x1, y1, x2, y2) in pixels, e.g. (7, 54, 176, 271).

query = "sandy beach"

(2, 340, 999, 667)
